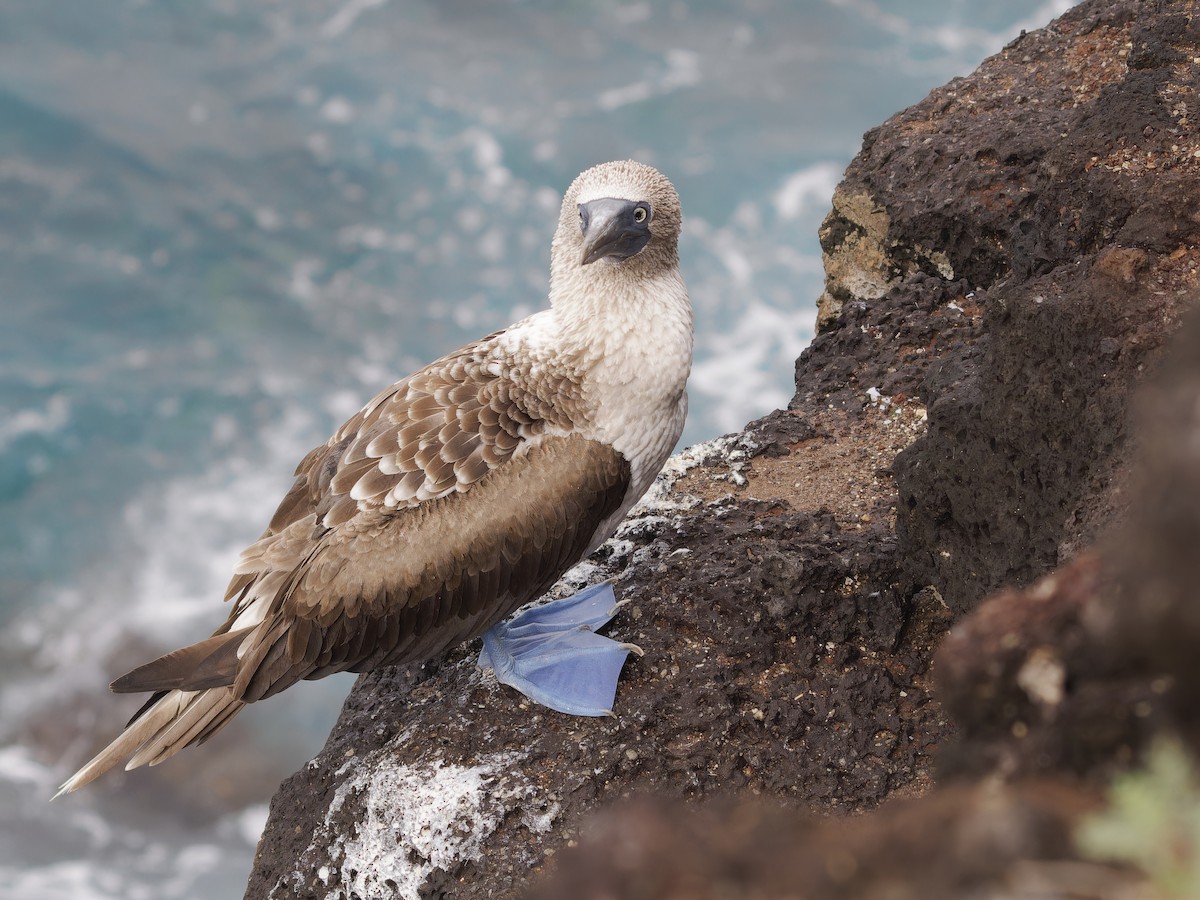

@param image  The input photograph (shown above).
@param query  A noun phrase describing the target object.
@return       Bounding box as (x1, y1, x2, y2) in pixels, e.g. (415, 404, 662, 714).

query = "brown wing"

(238, 335, 565, 562)
(219, 334, 583, 615)
(232, 433, 630, 703)
(114, 335, 618, 713)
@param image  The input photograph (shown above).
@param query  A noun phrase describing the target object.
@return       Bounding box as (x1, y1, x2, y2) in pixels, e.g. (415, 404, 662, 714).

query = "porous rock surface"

(248, 1, 1200, 897)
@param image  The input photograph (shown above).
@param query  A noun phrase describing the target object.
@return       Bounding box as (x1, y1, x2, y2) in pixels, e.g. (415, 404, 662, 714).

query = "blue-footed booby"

(57, 160, 693, 796)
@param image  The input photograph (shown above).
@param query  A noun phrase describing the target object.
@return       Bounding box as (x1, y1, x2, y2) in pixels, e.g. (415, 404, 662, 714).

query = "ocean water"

(0, 1, 1075, 897)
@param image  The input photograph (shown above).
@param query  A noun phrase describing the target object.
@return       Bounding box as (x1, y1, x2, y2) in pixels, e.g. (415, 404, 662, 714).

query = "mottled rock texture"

(868, 4, 1199, 612)
(248, 1, 1200, 897)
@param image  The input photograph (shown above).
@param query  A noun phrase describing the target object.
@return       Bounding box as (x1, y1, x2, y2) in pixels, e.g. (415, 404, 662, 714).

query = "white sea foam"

(825, 0, 1074, 58)
(597, 47, 702, 111)
(680, 161, 842, 438)
(320, 0, 390, 40)
(320, 96, 356, 123)
(7, 404, 323, 692)
(0, 399, 350, 887)
(690, 301, 810, 434)
(0, 859, 120, 900)
(0, 837, 244, 900)
(0, 743, 56, 789)
(0, 393, 70, 451)
(231, 803, 272, 846)
(775, 163, 845, 220)
(0, 405, 344, 897)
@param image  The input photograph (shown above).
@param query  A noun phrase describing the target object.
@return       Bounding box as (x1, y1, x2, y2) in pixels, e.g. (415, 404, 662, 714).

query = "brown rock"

(1102, 311, 1200, 752)
(880, 3, 1200, 611)
(935, 552, 1168, 782)
(529, 784, 1138, 900)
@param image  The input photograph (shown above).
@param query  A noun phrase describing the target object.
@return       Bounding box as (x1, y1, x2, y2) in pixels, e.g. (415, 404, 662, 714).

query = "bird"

(56, 159, 693, 796)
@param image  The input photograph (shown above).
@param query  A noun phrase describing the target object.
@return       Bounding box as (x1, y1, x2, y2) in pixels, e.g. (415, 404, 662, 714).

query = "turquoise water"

(0, 1, 1074, 897)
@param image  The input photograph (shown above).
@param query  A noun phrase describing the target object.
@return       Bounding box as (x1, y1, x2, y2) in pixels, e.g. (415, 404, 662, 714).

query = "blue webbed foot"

(478, 582, 641, 717)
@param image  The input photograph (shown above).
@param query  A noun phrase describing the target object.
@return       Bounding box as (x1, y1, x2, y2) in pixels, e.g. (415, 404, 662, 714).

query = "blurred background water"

(0, 1, 1075, 896)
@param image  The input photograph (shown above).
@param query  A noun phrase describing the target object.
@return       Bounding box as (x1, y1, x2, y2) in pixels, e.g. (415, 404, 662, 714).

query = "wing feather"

(89, 322, 609, 781)
(226, 434, 629, 703)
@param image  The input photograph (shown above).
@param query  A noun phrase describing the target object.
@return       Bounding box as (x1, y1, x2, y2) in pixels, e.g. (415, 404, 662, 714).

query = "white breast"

(499, 258, 694, 553)
(572, 272, 693, 532)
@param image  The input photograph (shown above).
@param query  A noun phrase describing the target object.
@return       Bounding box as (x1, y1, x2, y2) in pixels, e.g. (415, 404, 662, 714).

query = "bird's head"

(551, 160, 682, 278)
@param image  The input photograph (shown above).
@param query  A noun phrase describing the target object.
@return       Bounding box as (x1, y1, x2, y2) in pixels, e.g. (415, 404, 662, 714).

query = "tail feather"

(54, 687, 245, 799)
(127, 687, 241, 769)
(194, 698, 243, 746)
(110, 629, 248, 694)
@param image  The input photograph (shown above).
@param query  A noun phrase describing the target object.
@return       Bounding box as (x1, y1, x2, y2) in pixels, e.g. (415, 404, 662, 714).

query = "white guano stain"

(310, 749, 555, 900)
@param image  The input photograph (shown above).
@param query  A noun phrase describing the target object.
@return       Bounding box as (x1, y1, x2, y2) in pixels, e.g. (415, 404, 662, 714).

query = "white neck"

(547, 263, 693, 498)
(549, 264, 690, 365)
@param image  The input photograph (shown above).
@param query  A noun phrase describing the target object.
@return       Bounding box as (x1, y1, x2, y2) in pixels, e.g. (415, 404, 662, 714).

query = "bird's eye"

(633, 206, 648, 223)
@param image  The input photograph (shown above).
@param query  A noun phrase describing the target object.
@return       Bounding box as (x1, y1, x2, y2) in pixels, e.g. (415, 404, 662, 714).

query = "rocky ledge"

(248, 1, 1200, 897)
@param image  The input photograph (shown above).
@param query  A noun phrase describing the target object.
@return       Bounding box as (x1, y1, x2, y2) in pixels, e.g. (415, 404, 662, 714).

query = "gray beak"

(579, 198, 651, 265)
